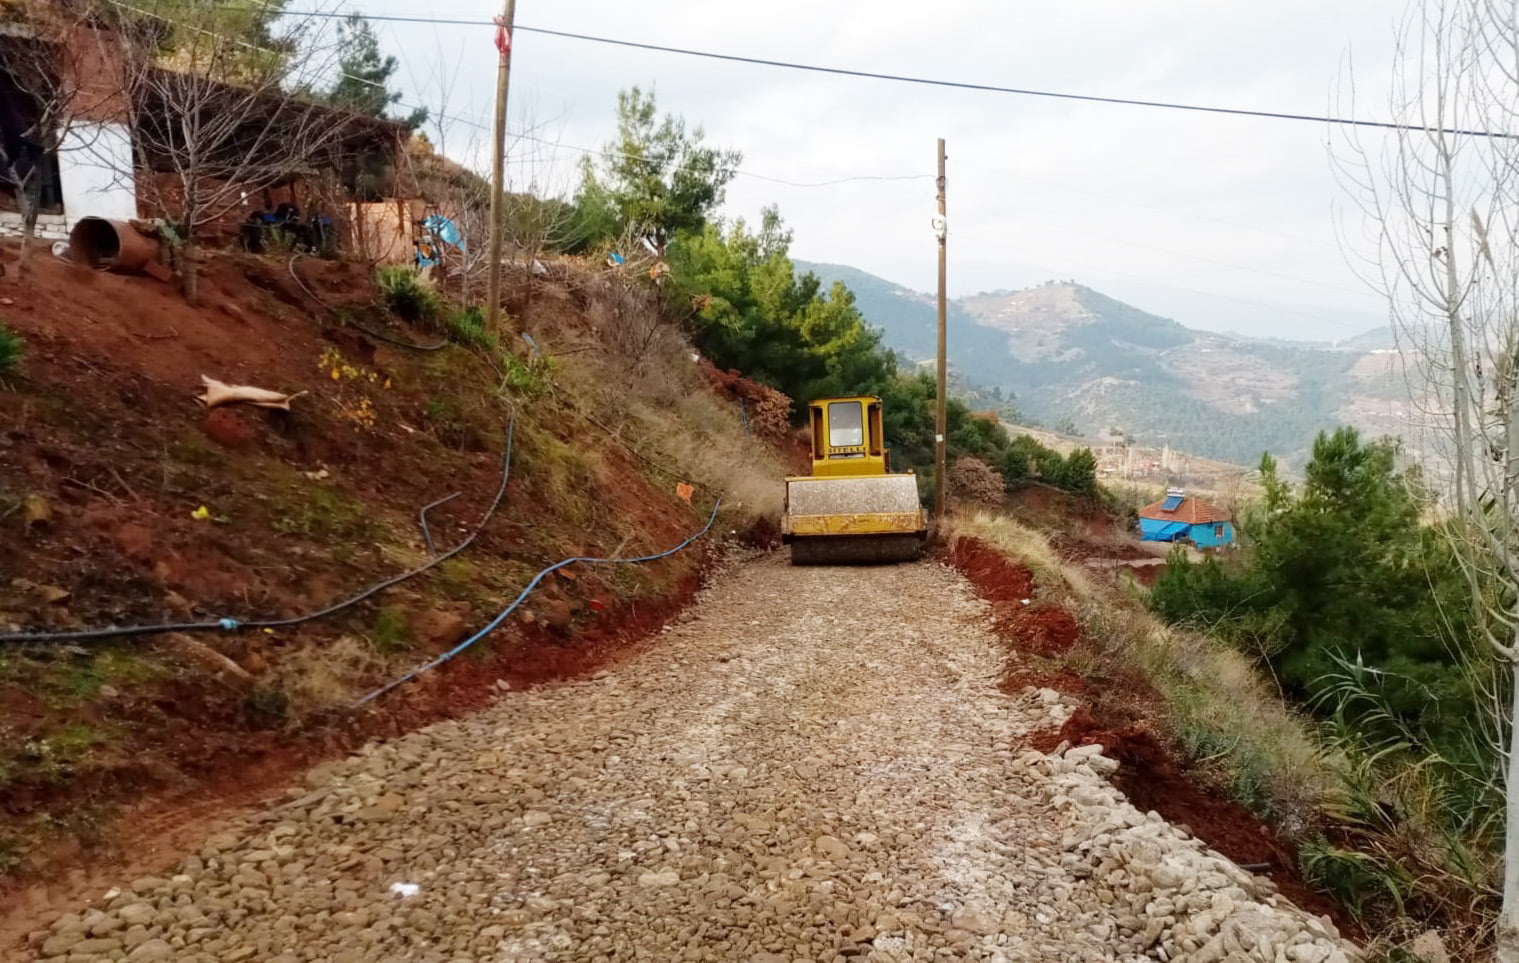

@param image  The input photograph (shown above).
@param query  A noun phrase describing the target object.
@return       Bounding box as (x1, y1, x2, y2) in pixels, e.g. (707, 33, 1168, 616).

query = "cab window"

(828, 401, 864, 447)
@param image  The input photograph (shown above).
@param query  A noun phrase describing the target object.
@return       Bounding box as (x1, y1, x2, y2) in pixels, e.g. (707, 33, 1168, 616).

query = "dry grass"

(1113, 611, 1332, 833)
(950, 512, 1501, 950)
(947, 510, 1332, 833)
(266, 264, 787, 723)
(265, 635, 391, 719)
(634, 392, 785, 522)
(950, 456, 1005, 506)
(950, 510, 1096, 603)
(539, 298, 787, 531)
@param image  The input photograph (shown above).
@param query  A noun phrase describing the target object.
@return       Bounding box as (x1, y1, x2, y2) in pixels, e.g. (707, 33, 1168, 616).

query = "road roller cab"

(782, 396, 928, 564)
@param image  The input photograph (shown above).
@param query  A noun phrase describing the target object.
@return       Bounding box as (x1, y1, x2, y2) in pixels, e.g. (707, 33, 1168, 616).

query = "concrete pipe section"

(68, 217, 160, 274)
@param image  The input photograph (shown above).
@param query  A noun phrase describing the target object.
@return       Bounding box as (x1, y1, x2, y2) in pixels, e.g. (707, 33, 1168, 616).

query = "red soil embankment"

(944, 534, 1357, 938)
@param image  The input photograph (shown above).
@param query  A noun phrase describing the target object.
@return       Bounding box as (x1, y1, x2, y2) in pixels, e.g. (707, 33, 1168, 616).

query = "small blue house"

(1138, 489, 1234, 548)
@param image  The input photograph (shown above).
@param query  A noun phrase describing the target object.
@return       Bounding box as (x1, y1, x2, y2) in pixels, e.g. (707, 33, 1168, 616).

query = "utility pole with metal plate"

(933, 138, 948, 524)
(485, 0, 517, 331)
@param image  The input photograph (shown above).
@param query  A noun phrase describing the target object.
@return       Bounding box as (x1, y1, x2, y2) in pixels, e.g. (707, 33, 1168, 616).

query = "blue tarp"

(423, 215, 464, 250)
(1142, 521, 1191, 542)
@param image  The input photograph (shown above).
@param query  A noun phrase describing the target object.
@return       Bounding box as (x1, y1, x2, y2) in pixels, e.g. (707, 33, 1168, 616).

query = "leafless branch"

(1331, 2, 1519, 952)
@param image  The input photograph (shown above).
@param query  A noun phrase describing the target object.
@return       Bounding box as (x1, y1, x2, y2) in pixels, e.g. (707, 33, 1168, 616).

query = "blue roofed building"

(1138, 488, 1234, 547)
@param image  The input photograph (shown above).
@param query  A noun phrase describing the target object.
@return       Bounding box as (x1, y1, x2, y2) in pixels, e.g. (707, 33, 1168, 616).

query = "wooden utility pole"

(485, 0, 517, 330)
(933, 138, 949, 523)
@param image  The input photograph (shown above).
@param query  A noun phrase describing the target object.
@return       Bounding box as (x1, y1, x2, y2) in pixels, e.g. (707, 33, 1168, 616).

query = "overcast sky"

(350, 0, 1409, 342)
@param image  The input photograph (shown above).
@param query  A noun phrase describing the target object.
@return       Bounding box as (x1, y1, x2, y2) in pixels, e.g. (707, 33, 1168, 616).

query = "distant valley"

(795, 261, 1406, 468)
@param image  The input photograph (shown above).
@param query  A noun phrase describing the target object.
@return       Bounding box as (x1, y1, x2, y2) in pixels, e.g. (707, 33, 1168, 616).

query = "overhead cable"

(265, 8, 1517, 138)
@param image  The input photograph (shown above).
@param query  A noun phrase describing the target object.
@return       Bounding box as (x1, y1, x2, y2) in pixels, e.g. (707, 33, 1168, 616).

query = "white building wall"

(57, 121, 136, 228)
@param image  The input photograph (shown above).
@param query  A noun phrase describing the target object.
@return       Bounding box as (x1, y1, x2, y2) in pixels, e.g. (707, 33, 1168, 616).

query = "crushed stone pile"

(24, 558, 1354, 963)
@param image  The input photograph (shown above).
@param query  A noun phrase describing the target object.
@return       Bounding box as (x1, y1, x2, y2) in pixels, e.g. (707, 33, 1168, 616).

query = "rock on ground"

(25, 557, 1356, 962)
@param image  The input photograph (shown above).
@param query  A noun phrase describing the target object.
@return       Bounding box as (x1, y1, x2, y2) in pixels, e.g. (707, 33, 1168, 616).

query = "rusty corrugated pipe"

(68, 217, 159, 274)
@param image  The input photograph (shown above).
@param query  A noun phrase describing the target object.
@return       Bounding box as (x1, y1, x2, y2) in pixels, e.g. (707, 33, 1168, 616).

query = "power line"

(269, 7, 1517, 138)
(101, 0, 1386, 326)
(101, 0, 931, 191)
(490, 125, 1377, 317)
(1021, 218, 1369, 298)
(503, 129, 930, 188)
(407, 116, 931, 188)
(741, 170, 931, 188)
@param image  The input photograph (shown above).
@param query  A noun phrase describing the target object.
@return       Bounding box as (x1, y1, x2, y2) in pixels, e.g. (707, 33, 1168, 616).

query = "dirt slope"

(0, 243, 783, 887)
(14, 557, 1352, 962)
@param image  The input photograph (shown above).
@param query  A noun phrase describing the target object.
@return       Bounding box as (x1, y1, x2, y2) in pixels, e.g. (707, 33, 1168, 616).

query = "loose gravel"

(24, 557, 1356, 962)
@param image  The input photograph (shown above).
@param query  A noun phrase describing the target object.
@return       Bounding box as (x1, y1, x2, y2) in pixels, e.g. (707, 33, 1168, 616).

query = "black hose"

(288, 253, 448, 352)
(356, 496, 723, 705)
(0, 410, 515, 645)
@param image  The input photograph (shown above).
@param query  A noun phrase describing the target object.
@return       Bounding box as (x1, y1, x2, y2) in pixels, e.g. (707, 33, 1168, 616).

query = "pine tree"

(112, 0, 298, 79)
(576, 87, 741, 255)
(328, 14, 427, 131)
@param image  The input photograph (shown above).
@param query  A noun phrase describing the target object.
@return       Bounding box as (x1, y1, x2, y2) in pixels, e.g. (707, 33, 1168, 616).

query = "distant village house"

(1137, 488, 1235, 548)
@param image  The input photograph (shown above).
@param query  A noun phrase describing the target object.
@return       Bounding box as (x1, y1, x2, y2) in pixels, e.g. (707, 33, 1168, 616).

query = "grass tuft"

(445, 306, 497, 350)
(0, 322, 21, 376)
(376, 266, 444, 323)
(369, 606, 412, 653)
(500, 353, 546, 396)
(264, 636, 389, 718)
(268, 482, 383, 542)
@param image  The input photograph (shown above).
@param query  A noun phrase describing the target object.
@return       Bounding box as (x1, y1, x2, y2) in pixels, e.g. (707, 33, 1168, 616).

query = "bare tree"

(1334, 1, 1519, 954)
(0, 2, 109, 278)
(115, 1, 389, 301)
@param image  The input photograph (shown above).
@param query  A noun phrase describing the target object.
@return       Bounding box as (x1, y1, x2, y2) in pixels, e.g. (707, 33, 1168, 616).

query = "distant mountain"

(794, 261, 1010, 366)
(1338, 325, 1395, 350)
(796, 262, 1403, 468)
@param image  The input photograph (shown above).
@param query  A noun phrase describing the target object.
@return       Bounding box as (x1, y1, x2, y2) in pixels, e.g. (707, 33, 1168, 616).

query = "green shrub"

(501, 353, 545, 396)
(0, 322, 22, 375)
(376, 266, 443, 323)
(1149, 431, 1482, 757)
(368, 606, 412, 653)
(446, 306, 497, 350)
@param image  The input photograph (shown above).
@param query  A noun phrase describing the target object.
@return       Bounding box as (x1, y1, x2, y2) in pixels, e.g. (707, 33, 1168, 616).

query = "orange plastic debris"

(676, 482, 694, 505)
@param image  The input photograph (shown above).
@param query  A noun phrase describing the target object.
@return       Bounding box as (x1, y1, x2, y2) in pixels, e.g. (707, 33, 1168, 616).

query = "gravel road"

(26, 556, 1355, 962)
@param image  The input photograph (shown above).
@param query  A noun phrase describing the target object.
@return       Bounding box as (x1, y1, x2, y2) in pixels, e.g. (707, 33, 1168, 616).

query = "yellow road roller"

(782, 396, 928, 565)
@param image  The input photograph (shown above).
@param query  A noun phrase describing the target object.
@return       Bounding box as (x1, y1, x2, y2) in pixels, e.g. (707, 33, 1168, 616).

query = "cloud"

(371, 0, 1404, 340)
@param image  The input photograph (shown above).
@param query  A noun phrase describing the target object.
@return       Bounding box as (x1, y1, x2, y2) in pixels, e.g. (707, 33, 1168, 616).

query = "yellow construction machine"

(781, 396, 927, 565)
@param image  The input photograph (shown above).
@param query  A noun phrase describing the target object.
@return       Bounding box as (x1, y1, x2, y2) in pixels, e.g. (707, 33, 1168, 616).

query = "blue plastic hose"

(355, 497, 722, 705)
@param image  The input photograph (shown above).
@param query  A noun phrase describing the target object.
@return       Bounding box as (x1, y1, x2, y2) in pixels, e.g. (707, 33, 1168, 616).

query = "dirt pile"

(945, 536, 1078, 660)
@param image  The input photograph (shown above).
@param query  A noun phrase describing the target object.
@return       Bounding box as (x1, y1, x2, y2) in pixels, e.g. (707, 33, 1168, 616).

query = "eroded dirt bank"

(0, 243, 783, 888)
(16, 558, 1352, 962)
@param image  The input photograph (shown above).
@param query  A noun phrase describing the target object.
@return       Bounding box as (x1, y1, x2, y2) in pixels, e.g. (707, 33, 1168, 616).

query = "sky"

(343, 0, 1412, 342)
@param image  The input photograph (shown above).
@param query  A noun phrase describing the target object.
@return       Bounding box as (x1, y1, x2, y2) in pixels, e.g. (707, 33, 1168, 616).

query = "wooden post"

(485, 0, 517, 329)
(933, 137, 948, 523)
